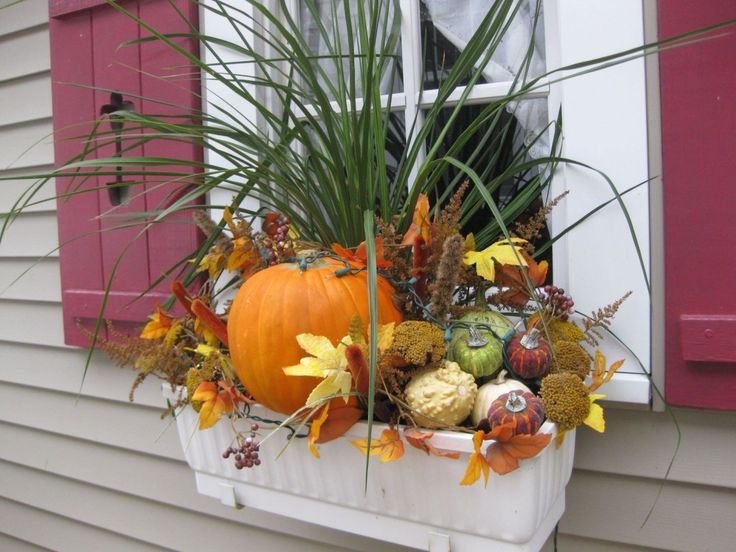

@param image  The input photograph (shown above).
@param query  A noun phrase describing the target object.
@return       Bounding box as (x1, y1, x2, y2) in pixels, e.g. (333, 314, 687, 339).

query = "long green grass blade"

(362, 209, 378, 493)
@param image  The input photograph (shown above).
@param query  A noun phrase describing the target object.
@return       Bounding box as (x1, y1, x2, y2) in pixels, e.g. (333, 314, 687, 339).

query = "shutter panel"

(660, 1, 736, 409)
(50, 0, 201, 346)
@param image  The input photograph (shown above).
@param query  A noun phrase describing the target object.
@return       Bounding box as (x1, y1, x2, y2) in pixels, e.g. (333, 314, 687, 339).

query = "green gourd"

(448, 310, 514, 378)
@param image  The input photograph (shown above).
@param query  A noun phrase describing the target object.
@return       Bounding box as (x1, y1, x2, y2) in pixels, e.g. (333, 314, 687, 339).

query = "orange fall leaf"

(191, 381, 251, 430)
(401, 193, 431, 246)
(315, 405, 363, 445)
(331, 237, 393, 269)
(485, 432, 552, 476)
(352, 428, 405, 463)
(307, 405, 330, 458)
(460, 431, 490, 486)
(404, 428, 460, 459)
(492, 252, 549, 306)
(140, 306, 173, 339)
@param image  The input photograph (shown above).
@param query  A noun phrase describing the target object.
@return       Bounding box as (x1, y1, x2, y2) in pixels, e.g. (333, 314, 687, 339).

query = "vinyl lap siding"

(1, 3, 735, 552)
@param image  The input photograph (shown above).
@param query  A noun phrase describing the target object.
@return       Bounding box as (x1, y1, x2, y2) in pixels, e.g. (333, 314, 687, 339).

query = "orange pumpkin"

(227, 256, 404, 414)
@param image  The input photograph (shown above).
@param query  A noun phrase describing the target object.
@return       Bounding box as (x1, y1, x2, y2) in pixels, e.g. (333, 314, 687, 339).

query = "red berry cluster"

(540, 285, 575, 320)
(262, 214, 293, 264)
(223, 423, 261, 469)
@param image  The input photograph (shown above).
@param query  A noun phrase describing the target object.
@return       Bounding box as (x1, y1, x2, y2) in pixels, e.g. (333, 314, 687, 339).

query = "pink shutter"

(50, 0, 201, 346)
(660, 1, 736, 409)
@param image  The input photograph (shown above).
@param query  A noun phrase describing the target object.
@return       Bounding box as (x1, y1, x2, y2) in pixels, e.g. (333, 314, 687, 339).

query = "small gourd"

(506, 328, 553, 380)
(488, 390, 545, 435)
(404, 361, 478, 429)
(471, 370, 531, 426)
(448, 310, 514, 378)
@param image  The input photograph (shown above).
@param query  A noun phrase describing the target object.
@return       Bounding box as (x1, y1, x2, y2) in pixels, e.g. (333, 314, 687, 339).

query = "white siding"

(1, 3, 735, 552)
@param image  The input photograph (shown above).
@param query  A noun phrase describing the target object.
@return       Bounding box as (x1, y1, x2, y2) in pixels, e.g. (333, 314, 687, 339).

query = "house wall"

(1, 2, 735, 551)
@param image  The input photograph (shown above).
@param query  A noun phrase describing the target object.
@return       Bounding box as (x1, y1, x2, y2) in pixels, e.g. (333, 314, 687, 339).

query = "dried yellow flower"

(386, 321, 446, 368)
(539, 372, 590, 431)
(546, 319, 585, 344)
(552, 340, 591, 380)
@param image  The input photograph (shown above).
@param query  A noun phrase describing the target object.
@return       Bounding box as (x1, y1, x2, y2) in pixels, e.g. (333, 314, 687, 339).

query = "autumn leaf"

(402, 193, 431, 246)
(223, 206, 237, 233)
(283, 333, 353, 406)
(485, 432, 553, 475)
(584, 394, 606, 432)
(590, 350, 625, 392)
(140, 306, 172, 339)
(314, 400, 363, 450)
(404, 428, 460, 459)
(191, 381, 251, 430)
(196, 249, 225, 279)
(352, 428, 404, 463)
(227, 236, 259, 273)
(492, 251, 549, 305)
(460, 431, 490, 486)
(307, 405, 330, 458)
(463, 238, 528, 282)
(331, 237, 392, 269)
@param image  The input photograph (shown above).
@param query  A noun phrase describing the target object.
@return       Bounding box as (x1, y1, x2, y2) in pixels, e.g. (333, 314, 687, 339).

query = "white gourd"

(471, 370, 531, 426)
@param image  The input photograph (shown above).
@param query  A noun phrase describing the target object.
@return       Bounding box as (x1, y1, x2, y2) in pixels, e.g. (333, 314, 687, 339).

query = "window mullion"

(399, 0, 425, 192)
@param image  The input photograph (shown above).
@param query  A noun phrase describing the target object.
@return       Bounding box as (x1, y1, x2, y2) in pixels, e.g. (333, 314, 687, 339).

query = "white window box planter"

(167, 389, 575, 552)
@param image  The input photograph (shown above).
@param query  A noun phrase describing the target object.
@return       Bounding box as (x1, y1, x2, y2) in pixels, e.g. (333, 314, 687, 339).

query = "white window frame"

(201, 0, 653, 405)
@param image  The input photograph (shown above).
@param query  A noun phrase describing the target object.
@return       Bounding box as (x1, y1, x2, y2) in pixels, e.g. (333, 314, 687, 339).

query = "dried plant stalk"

(583, 291, 633, 345)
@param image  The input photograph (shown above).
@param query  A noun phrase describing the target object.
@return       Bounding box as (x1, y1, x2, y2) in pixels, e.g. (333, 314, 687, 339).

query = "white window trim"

(201, 0, 653, 405)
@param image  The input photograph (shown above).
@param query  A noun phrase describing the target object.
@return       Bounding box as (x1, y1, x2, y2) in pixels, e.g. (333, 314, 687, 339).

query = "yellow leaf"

(283, 360, 327, 378)
(584, 394, 606, 432)
(297, 333, 341, 360)
(223, 207, 237, 233)
(464, 233, 476, 252)
(140, 306, 172, 339)
(351, 429, 404, 463)
(194, 344, 217, 357)
(308, 405, 330, 458)
(305, 370, 353, 406)
(227, 237, 257, 272)
(463, 238, 528, 282)
(197, 250, 225, 279)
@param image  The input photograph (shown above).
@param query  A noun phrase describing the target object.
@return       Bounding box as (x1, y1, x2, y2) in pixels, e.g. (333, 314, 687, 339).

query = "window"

(201, 0, 652, 403)
(49, 0, 202, 346)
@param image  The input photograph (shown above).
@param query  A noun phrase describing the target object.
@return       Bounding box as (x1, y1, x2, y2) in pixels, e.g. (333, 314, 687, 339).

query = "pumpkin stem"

(466, 325, 489, 348)
(505, 391, 528, 413)
(519, 328, 541, 349)
(495, 369, 508, 384)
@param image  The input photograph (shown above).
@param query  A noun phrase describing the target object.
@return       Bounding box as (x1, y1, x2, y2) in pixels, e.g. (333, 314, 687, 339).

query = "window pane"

(420, 0, 546, 90)
(297, 0, 403, 100)
(424, 98, 552, 260)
